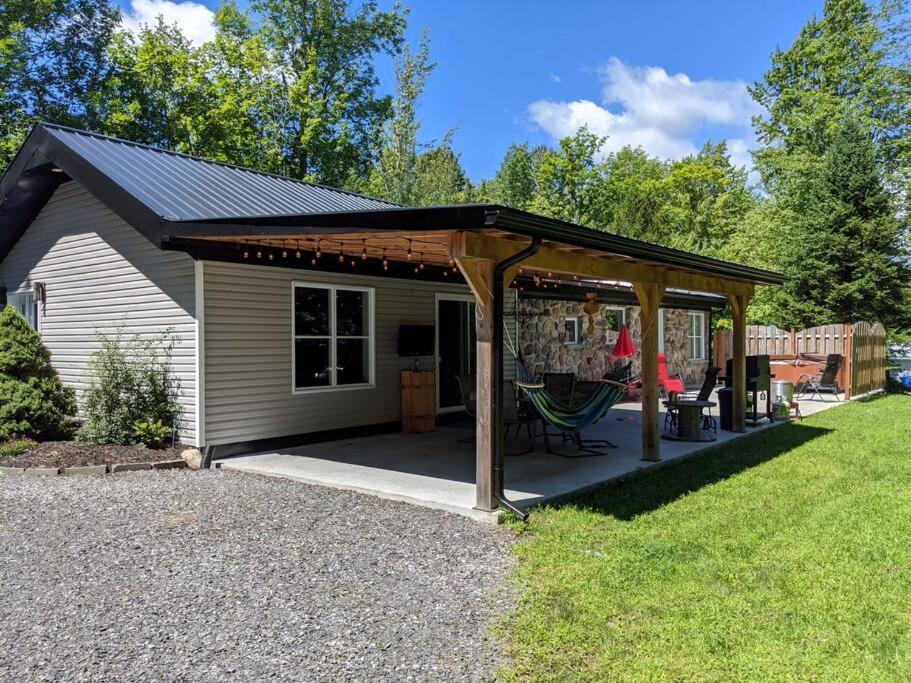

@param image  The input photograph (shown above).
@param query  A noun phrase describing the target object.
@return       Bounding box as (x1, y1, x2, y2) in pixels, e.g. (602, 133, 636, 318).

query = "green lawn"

(500, 394, 911, 681)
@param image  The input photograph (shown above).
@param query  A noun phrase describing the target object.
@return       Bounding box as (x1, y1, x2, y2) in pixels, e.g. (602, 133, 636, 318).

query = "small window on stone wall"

(688, 311, 705, 360)
(564, 317, 581, 345)
(603, 307, 625, 336)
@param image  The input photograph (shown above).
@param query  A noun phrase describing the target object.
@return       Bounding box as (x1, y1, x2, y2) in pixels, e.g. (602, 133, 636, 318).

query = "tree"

(0, 0, 120, 165)
(0, 307, 76, 440)
(736, 121, 910, 328)
(751, 0, 911, 197)
(529, 128, 609, 226)
(485, 143, 546, 210)
(252, 0, 407, 184)
(363, 30, 434, 204)
(98, 20, 207, 151)
(412, 143, 473, 206)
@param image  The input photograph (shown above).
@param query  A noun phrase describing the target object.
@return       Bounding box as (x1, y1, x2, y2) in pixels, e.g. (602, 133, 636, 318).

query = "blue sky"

(117, 0, 824, 180)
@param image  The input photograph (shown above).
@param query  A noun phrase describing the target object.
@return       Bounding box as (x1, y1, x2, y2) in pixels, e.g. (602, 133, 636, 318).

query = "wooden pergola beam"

(453, 232, 755, 297)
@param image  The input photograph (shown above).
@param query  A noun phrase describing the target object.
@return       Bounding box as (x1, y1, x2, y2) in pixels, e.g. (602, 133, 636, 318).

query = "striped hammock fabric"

(515, 359, 626, 434)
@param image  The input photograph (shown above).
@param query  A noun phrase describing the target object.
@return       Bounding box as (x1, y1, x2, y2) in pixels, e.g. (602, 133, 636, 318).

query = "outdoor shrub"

(133, 419, 173, 449)
(77, 327, 182, 445)
(0, 437, 37, 458)
(0, 307, 76, 440)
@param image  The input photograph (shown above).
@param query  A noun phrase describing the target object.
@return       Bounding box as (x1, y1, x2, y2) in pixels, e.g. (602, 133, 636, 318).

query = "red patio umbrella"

(610, 323, 637, 359)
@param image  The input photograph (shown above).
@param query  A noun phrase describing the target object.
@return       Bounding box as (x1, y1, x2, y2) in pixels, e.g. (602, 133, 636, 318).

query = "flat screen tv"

(398, 324, 435, 357)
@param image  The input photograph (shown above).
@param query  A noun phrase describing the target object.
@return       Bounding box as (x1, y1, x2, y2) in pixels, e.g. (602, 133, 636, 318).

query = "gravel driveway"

(0, 470, 513, 681)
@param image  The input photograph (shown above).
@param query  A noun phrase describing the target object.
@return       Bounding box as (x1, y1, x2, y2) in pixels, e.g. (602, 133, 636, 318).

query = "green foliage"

(132, 419, 173, 449)
(500, 395, 911, 681)
(251, 0, 407, 185)
(0, 0, 120, 164)
(363, 30, 435, 205)
(751, 0, 911, 195)
(0, 307, 76, 440)
(484, 143, 547, 210)
(77, 327, 182, 445)
(0, 437, 37, 458)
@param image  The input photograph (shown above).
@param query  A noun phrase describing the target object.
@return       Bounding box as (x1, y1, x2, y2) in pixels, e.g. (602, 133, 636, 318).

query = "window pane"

(336, 338, 369, 385)
(564, 319, 577, 343)
(295, 287, 330, 336)
(295, 339, 331, 388)
(336, 289, 367, 337)
(604, 310, 622, 333)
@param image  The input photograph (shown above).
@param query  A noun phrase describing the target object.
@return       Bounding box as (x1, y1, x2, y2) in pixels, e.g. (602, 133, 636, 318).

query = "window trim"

(687, 311, 706, 361)
(7, 288, 39, 331)
(291, 281, 376, 395)
(658, 308, 665, 354)
(563, 317, 581, 346)
(602, 306, 626, 338)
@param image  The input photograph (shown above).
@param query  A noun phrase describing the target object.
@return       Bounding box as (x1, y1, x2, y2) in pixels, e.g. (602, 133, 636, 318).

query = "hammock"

(515, 358, 627, 456)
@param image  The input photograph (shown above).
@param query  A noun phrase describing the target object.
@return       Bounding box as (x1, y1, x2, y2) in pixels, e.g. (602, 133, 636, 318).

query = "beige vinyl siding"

(203, 260, 473, 445)
(0, 181, 198, 443)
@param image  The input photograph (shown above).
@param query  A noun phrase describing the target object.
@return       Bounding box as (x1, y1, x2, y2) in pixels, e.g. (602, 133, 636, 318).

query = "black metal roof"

(0, 122, 784, 287)
(0, 122, 396, 259)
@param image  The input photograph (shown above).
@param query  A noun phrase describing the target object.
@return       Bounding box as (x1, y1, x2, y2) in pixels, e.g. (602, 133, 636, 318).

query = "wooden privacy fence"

(713, 322, 887, 398)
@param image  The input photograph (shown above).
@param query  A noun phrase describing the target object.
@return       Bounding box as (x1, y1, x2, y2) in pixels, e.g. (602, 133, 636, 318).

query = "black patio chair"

(664, 366, 721, 434)
(454, 374, 534, 449)
(543, 372, 575, 404)
(796, 354, 842, 401)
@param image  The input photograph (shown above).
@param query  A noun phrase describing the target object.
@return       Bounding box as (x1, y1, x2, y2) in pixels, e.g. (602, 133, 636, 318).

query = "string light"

(361, 239, 368, 261)
(382, 248, 388, 271)
(406, 240, 413, 259)
(242, 247, 249, 259)
(256, 248, 263, 259)
(281, 246, 288, 258)
(315, 241, 322, 259)
(350, 258, 356, 267)
(268, 250, 274, 261)
(338, 247, 345, 263)
(418, 253, 425, 271)
(295, 241, 301, 259)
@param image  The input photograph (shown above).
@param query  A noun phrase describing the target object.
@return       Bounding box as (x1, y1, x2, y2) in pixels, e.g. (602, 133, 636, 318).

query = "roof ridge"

(38, 121, 399, 207)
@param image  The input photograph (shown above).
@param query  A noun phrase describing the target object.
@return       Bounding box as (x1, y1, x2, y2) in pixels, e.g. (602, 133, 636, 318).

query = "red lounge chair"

(658, 353, 686, 398)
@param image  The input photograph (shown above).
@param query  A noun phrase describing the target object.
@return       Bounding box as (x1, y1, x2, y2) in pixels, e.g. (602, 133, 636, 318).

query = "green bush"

(133, 419, 173, 449)
(0, 306, 76, 440)
(77, 327, 182, 445)
(0, 437, 37, 458)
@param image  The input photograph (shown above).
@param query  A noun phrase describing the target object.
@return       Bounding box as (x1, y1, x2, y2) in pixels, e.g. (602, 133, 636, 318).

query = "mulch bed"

(0, 441, 185, 469)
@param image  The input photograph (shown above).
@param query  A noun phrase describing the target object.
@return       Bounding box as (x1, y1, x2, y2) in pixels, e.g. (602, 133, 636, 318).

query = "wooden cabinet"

(401, 370, 436, 433)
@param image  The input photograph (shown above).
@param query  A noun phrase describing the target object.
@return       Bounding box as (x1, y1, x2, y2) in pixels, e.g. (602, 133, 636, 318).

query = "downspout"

(493, 235, 542, 521)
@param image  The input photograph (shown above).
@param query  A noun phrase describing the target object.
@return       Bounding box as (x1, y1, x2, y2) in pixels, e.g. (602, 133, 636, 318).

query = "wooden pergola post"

(634, 282, 665, 462)
(728, 293, 751, 433)
(454, 255, 498, 511)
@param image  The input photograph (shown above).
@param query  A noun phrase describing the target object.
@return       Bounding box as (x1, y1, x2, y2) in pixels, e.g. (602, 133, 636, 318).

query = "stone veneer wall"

(518, 298, 710, 385)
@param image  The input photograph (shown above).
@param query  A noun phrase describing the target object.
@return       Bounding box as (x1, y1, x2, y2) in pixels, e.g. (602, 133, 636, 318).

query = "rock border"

(0, 459, 190, 477)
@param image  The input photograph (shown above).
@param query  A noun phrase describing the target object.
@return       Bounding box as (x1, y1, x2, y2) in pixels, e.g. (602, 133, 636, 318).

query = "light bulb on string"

(406, 240, 413, 259)
(382, 248, 388, 271)
(361, 239, 367, 261)
(315, 241, 322, 259)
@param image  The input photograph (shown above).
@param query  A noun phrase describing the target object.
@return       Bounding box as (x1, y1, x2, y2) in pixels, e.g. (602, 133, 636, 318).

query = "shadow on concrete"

(555, 421, 833, 521)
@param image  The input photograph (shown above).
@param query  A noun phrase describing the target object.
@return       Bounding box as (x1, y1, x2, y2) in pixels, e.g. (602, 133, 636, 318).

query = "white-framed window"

(688, 311, 706, 360)
(7, 290, 38, 329)
(292, 282, 375, 393)
(603, 307, 625, 335)
(658, 308, 665, 353)
(564, 317, 581, 345)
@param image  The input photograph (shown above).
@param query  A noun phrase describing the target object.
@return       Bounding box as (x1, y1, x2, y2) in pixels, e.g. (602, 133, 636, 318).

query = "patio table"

(662, 399, 717, 442)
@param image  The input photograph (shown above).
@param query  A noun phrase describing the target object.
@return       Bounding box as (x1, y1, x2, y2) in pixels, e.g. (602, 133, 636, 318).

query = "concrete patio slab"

(217, 393, 845, 522)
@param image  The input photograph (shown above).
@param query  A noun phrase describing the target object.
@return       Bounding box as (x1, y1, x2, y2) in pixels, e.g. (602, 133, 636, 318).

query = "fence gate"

(849, 322, 887, 396)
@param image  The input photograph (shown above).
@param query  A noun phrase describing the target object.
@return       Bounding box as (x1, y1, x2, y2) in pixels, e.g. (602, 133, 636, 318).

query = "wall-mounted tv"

(397, 324, 435, 357)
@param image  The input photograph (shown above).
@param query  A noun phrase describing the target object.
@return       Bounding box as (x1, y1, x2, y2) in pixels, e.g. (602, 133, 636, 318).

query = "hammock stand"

(514, 358, 626, 457)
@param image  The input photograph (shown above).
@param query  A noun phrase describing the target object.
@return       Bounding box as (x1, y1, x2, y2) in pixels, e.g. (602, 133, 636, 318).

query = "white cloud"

(527, 57, 762, 168)
(548, 73, 561, 83)
(121, 0, 216, 47)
